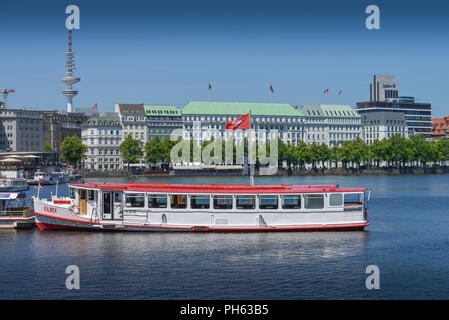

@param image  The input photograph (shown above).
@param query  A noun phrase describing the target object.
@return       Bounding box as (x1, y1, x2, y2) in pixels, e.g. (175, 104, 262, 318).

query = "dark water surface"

(1, 175, 449, 299)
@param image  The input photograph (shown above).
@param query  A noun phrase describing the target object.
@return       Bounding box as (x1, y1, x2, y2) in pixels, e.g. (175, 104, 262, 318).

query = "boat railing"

(0, 207, 34, 217)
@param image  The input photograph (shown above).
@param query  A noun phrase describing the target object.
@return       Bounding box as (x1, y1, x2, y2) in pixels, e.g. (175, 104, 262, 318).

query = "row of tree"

(277, 135, 449, 169)
(56, 134, 449, 170)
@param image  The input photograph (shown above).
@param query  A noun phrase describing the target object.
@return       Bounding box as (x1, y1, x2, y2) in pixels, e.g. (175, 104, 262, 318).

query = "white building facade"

(81, 113, 123, 171)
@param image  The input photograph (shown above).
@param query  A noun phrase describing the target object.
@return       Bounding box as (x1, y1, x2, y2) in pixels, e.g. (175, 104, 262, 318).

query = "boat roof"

(68, 182, 366, 194)
(0, 192, 25, 200)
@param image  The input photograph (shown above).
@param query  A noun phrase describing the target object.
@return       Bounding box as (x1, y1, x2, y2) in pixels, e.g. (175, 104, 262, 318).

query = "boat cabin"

(68, 182, 368, 222)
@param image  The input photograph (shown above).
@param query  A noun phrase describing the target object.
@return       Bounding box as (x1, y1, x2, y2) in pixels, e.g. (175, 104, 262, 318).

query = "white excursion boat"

(0, 192, 35, 229)
(33, 172, 55, 185)
(0, 178, 29, 192)
(33, 182, 371, 232)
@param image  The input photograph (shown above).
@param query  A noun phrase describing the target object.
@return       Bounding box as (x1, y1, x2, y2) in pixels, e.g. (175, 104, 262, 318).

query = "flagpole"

(249, 109, 254, 186)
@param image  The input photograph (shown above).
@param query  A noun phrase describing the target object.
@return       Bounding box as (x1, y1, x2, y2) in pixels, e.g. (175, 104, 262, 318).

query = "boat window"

(148, 194, 167, 208)
(305, 194, 324, 209)
(79, 189, 87, 200)
(125, 193, 145, 208)
(114, 192, 122, 203)
(88, 190, 95, 201)
(213, 195, 233, 210)
(344, 193, 363, 206)
(236, 195, 256, 210)
(329, 194, 342, 206)
(282, 195, 301, 209)
(69, 188, 76, 199)
(171, 194, 187, 209)
(259, 195, 278, 210)
(190, 195, 210, 209)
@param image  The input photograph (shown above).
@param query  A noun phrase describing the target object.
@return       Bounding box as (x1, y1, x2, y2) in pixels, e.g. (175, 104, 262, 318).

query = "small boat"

(0, 178, 29, 192)
(33, 172, 55, 185)
(51, 172, 69, 184)
(0, 192, 35, 229)
(33, 182, 371, 232)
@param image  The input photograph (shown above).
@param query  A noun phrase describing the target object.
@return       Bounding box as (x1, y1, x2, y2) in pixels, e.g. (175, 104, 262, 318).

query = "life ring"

(69, 204, 80, 215)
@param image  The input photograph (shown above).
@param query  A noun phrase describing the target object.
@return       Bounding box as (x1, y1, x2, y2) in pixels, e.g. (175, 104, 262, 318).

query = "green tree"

(436, 138, 449, 166)
(144, 136, 165, 166)
(43, 142, 54, 151)
(120, 135, 143, 170)
(409, 135, 432, 167)
(329, 144, 340, 169)
(60, 135, 86, 168)
(308, 142, 320, 169)
(318, 143, 330, 169)
(294, 141, 310, 169)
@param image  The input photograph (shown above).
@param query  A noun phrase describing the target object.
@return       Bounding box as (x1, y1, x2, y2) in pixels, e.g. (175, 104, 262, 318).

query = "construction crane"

(0, 89, 15, 109)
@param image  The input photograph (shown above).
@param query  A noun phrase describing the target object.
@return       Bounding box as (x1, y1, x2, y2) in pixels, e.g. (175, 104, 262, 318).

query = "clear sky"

(1, 0, 449, 117)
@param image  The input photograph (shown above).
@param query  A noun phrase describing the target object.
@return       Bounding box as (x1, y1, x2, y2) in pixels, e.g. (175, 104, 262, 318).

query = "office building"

(358, 75, 432, 137)
(361, 111, 408, 144)
(144, 105, 183, 141)
(81, 113, 122, 171)
(181, 101, 305, 146)
(41, 110, 88, 151)
(0, 109, 44, 152)
(294, 105, 363, 147)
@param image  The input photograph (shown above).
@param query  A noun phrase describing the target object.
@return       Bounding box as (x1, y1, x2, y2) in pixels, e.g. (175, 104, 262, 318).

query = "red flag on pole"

(226, 113, 251, 130)
(270, 84, 274, 93)
(92, 103, 98, 110)
(323, 88, 329, 94)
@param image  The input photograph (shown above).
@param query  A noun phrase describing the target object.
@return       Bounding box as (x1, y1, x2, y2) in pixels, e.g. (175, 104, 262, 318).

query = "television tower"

(60, 29, 80, 113)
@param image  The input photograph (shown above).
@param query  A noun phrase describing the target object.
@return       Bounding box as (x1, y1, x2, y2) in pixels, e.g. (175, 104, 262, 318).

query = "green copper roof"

(299, 105, 360, 118)
(144, 105, 181, 116)
(182, 101, 304, 117)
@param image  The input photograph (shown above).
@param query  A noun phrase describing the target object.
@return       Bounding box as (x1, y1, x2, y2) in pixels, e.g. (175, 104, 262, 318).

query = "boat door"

(102, 191, 123, 220)
(102, 192, 113, 220)
(78, 189, 87, 215)
(113, 192, 123, 220)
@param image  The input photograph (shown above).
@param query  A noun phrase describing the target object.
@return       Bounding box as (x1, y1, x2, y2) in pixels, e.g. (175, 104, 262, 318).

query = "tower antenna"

(60, 28, 80, 113)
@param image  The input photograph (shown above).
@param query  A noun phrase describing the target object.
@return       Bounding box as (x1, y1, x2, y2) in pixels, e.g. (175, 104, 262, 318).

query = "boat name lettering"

(44, 206, 57, 213)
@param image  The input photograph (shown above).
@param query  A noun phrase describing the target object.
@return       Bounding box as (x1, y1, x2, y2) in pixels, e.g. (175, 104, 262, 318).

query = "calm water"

(1, 175, 449, 299)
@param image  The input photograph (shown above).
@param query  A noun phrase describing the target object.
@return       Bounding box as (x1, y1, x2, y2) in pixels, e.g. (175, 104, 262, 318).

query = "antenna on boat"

(55, 179, 59, 198)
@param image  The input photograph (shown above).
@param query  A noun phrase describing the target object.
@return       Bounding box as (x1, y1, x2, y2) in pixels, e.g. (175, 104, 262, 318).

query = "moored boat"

(33, 182, 371, 232)
(0, 178, 29, 192)
(0, 192, 35, 229)
(33, 172, 55, 185)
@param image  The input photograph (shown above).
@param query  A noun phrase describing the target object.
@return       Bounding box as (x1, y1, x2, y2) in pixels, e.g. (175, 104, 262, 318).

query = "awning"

(0, 192, 21, 200)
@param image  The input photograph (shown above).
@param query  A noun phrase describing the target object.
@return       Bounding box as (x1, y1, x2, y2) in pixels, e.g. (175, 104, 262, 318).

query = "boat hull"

(0, 216, 35, 229)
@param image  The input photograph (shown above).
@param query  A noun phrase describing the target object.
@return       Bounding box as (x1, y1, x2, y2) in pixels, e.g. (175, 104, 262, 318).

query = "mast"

(249, 110, 254, 185)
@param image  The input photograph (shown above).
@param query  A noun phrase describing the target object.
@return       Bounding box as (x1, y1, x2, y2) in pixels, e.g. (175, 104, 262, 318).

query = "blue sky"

(1, 0, 449, 117)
